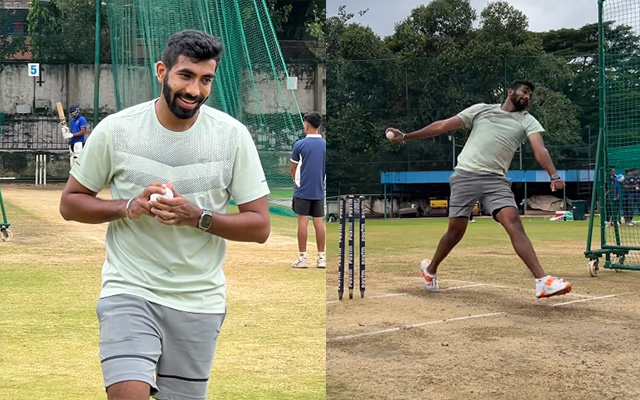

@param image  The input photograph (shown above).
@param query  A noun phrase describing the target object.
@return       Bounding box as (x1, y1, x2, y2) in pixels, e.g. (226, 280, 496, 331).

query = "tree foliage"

(267, 0, 326, 41)
(540, 22, 640, 143)
(24, 0, 323, 63)
(27, 0, 110, 63)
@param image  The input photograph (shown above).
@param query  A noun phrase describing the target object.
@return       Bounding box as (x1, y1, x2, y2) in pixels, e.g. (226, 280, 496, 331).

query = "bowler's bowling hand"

(551, 178, 566, 192)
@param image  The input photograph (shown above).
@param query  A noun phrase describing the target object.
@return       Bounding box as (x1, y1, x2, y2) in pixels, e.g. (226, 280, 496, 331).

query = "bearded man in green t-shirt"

(386, 80, 572, 299)
(59, 30, 271, 400)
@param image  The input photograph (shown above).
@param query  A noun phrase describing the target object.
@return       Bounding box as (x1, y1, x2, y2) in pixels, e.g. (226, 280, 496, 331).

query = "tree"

(326, 6, 368, 58)
(266, 0, 293, 37)
(267, 0, 325, 41)
(478, 1, 529, 46)
(540, 22, 640, 143)
(28, 0, 110, 63)
(386, 0, 476, 57)
(326, 9, 399, 185)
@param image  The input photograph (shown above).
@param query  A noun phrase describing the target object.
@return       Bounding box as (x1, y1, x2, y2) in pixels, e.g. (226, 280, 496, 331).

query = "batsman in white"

(59, 30, 271, 400)
(385, 80, 572, 299)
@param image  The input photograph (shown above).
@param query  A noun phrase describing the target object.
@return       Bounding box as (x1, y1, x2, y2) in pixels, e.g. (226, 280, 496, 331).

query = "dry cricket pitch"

(326, 220, 640, 400)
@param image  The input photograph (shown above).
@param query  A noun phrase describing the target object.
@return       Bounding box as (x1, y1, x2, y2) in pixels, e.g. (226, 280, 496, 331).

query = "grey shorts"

(96, 294, 225, 400)
(448, 170, 518, 219)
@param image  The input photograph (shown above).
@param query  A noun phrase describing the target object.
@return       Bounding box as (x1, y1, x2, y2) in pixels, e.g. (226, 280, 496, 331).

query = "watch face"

(201, 213, 213, 229)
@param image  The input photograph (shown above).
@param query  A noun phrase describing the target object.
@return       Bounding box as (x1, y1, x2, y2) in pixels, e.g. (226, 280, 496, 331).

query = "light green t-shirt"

(455, 103, 545, 176)
(70, 100, 270, 314)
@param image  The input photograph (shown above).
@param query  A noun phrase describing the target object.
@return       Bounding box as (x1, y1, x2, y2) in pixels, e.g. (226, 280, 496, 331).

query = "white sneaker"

(627, 222, 635, 226)
(420, 259, 439, 292)
(535, 275, 572, 298)
(292, 256, 308, 268)
(317, 258, 326, 269)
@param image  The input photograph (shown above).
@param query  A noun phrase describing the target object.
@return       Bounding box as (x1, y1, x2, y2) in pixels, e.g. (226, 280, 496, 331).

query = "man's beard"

(511, 94, 528, 111)
(162, 78, 207, 120)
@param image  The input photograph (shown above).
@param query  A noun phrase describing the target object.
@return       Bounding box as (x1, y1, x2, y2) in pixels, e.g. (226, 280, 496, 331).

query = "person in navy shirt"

(68, 104, 87, 168)
(606, 167, 623, 226)
(624, 168, 640, 226)
(290, 111, 326, 269)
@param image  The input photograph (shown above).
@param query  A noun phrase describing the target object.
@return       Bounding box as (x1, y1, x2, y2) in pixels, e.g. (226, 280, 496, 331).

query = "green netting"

(587, 0, 640, 270)
(105, 0, 303, 217)
(607, 145, 640, 170)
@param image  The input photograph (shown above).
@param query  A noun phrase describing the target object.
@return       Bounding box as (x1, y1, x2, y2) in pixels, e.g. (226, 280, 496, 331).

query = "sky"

(326, 0, 598, 37)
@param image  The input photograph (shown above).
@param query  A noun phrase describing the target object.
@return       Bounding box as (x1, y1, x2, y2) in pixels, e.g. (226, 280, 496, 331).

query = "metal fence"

(0, 115, 75, 152)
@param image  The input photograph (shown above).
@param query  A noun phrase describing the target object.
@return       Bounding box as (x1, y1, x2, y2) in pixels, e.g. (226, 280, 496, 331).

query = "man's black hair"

(303, 111, 322, 129)
(162, 30, 224, 71)
(509, 80, 535, 92)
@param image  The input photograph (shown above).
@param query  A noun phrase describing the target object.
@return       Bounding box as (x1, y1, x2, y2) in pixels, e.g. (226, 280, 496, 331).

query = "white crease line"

(558, 293, 594, 298)
(327, 312, 505, 342)
(551, 294, 617, 307)
(327, 292, 406, 305)
(439, 279, 510, 289)
(439, 283, 486, 291)
(327, 284, 486, 304)
(90, 236, 105, 245)
(441, 278, 594, 298)
(445, 279, 490, 284)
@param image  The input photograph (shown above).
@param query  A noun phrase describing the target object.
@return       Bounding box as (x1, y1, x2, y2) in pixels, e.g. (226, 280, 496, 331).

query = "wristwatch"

(551, 173, 561, 180)
(197, 209, 213, 231)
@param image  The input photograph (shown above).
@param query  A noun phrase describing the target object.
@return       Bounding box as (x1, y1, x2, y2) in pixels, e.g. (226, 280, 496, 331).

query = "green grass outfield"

(0, 189, 324, 400)
(326, 215, 602, 274)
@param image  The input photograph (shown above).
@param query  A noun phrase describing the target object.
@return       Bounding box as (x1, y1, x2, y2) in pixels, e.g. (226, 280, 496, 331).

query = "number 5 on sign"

(28, 63, 40, 77)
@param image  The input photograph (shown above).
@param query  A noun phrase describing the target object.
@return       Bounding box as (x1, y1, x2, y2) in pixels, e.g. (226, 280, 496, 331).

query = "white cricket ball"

(386, 131, 395, 140)
(150, 188, 174, 202)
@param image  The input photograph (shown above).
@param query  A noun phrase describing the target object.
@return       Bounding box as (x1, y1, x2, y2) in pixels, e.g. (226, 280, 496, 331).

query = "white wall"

(0, 63, 119, 115)
(0, 62, 325, 116)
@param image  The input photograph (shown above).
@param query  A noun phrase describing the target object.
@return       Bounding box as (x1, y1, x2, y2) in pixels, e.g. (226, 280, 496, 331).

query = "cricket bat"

(56, 101, 73, 139)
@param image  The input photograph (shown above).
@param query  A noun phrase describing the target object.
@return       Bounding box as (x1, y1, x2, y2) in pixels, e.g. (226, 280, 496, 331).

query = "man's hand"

(550, 178, 566, 192)
(62, 126, 73, 139)
(148, 182, 201, 227)
(127, 183, 171, 221)
(385, 128, 405, 143)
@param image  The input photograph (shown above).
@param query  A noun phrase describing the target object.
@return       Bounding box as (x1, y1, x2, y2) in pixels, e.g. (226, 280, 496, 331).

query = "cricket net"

(586, 0, 640, 274)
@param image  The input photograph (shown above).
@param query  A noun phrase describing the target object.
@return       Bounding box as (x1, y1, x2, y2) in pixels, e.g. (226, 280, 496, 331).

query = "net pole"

(94, 0, 102, 125)
(586, 0, 606, 253)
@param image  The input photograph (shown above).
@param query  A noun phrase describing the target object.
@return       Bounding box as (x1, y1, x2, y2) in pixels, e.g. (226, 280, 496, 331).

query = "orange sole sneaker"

(537, 283, 572, 298)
